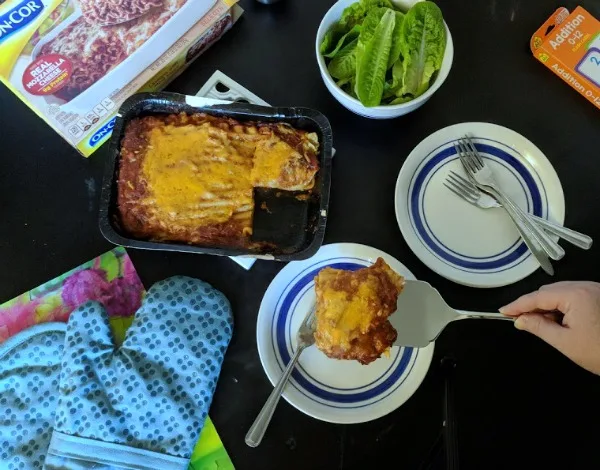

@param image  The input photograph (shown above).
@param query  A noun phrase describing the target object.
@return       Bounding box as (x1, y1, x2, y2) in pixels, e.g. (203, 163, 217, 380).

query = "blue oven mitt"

(0, 323, 66, 470)
(43, 276, 233, 470)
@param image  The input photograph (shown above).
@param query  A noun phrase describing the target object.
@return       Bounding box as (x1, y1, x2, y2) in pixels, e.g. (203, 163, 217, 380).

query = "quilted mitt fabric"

(0, 323, 66, 470)
(44, 276, 233, 470)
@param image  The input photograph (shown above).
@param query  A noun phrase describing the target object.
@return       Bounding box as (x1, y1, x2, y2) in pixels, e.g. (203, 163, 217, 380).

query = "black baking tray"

(99, 92, 333, 261)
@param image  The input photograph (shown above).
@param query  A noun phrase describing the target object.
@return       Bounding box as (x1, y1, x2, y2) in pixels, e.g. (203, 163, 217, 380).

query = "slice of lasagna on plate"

(313, 258, 405, 365)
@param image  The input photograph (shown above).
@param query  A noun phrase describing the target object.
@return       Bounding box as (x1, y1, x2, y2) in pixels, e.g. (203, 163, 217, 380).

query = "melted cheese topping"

(316, 282, 378, 350)
(251, 137, 315, 190)
(314, 258, 405, 361)
(315, 273, 387, 351)
(120, 113, 320, 247)
(141, 123, 254, 226)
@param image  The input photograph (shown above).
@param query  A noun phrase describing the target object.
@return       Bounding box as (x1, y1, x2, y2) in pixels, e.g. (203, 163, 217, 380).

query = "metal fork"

(445, 171, 593, 250)
(245, 306, 316, 447)
(455, 137, 565, 261)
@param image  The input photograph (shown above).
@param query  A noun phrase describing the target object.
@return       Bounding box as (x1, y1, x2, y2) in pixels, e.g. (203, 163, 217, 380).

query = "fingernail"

(499, 306, 507, 314)
(514, 316, 525, 330)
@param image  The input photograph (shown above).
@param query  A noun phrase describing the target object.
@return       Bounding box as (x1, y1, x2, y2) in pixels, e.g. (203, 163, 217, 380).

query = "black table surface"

(2, 0, 600, 468)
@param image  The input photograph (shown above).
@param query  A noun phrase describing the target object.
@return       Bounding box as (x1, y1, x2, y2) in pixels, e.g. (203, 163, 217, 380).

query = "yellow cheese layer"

(141, 123, 254, 226)
(251, 137, 295, 187)
(317, 282, 377, 350)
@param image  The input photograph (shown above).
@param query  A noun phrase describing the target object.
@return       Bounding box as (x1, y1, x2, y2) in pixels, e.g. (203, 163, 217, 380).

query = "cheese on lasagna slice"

(314, 258, 405, 365)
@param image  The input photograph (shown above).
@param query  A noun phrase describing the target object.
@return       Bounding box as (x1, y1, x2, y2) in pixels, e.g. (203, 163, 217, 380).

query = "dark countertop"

(2, 0, 600, 468)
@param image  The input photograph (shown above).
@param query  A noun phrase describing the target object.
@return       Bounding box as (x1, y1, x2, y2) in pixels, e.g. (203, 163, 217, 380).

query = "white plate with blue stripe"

(395, 122, 565, 288)
(256, 243, 434, 424)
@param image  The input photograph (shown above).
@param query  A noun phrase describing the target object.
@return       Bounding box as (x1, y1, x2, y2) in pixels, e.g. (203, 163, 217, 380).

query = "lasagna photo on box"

(33, 0, 189, 101)
(78, 0, 164, 26)
(0, 0, 240, 156)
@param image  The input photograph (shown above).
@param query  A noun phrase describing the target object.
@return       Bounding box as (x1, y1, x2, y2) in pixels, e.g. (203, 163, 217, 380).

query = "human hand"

(500, 281, 600, 375)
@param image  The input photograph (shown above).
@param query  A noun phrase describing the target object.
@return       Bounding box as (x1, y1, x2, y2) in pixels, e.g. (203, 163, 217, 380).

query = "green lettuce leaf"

(339, 2, 366, 29)
(389, 95, 414, 105)
(347, 78, 358, 95)
(321, 0, 395, 57)
(355, 7, 404, 73)
(360, 0, 393, 10)
(339, 76, 358, 98)
(388, 11, 405, 68)
(323, 24, 361, 58)
(357, 7, 390, 49)
(328, 38, 358, 80)
(382, 59, 403, 98)
(321, 27, 338, 55)
(399, 1, 446, 98)
(356, 9, 396, 106)
(339, 0, 393, 30)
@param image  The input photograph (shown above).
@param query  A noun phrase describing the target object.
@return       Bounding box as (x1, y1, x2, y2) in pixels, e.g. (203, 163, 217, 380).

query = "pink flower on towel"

(61, 266, 143, 317)
(61, 269, 111, 309)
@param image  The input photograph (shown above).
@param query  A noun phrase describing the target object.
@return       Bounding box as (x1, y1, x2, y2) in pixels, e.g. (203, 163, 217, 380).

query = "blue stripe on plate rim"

(408, 138, 549, 273)
(422, 156, 533, 260)
(416, 153, 531, 272)
(269, 256, 419, 408)
(413, 141, 543, 263)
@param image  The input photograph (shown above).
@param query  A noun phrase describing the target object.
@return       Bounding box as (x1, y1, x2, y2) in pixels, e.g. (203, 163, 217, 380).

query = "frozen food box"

(531, 6, 600, 110)
(0, 0, 241, 156)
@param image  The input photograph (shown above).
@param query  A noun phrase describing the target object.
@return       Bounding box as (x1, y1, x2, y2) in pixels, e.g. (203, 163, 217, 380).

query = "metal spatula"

(390, 281, 511, 348)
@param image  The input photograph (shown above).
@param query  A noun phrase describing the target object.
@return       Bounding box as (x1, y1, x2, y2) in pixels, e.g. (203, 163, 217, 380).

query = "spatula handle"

(457, 310, 514, 321)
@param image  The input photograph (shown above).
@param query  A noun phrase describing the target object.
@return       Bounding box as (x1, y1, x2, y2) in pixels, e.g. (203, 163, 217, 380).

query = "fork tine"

(465, 136, 484, 168)
(445, 175, 478, 201)
(455, 140, 472, 165)
(455, 142, 477, 174)
(443, 182, 467, 200)
(302, 305, 316, 327)
(458, 138, 482, 171)
(447, 175, 478, 200)
(444, 181, 478, 204)
(448, 171, 479, 197)
(454, 142, 469, 168)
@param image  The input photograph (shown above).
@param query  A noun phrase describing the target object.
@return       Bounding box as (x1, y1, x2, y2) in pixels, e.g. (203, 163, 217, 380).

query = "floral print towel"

(0, 247, 143, 344)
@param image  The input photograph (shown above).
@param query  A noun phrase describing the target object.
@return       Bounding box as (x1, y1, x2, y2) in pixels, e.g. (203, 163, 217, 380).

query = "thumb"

(62, 301, 114, 387)
(514, 313, 568, 352)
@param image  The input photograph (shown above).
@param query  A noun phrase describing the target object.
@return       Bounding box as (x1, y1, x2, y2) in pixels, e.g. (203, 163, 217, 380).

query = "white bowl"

(315, 0, 454, 119)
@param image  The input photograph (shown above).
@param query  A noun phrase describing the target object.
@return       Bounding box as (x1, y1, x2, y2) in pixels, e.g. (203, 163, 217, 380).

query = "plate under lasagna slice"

(313, 258, 405, 365)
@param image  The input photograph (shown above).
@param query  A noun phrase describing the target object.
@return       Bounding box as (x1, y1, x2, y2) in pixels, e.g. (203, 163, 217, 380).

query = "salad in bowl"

(316, 0, 453, 118)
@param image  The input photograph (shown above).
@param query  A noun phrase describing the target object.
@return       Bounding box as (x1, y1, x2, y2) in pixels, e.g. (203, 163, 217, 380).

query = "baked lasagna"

(117, 112, 319, 248)
(313, 258, 405, 365)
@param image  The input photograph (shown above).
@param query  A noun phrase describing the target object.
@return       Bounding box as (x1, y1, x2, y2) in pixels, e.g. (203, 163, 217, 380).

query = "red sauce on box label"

(22, 54, 72, 96)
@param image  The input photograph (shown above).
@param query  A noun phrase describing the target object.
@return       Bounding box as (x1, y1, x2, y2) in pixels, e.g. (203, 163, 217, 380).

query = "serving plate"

(395, 122, 565, 287)
(256, 243, 434, 424)
(99, 92, 333, 261)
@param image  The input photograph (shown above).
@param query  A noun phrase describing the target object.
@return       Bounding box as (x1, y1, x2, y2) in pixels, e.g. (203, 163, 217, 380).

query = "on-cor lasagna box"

(0, 0, 240, 156)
